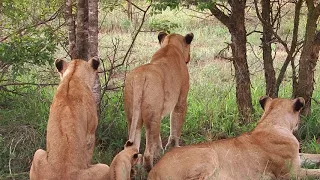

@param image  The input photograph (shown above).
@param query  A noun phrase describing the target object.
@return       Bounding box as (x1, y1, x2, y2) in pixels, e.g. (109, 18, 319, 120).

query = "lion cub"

(30, 58, 109, 180)
(108, 144, 142, 180)
(124, 32, 194, 171)
(148, 97, 320, 180)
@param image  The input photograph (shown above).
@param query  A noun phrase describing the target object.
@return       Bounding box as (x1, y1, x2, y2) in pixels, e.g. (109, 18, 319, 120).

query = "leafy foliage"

(149, 0, 220, 12)
(149, 19, 180, 32)
(100, 0, 122, 12)
(0, 29, 57, 75)
(148, 0, 180, 13)
(0, 0, 63, 78)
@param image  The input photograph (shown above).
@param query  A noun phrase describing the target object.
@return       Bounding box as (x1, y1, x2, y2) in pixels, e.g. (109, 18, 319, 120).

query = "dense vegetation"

(0, 1, 319, 179)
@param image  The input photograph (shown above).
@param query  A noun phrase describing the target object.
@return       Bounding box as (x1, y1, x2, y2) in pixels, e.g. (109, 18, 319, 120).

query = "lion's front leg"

(287, 154, 320, 179)
(297, 168, 320, 179)
(300, 153, 320, 165)
(30, 149, 49, 180)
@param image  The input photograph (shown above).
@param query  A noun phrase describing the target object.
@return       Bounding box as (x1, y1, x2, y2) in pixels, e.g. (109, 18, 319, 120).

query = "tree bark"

(75, 0, 89, 60)
(261, 0, 276, 97)
(210, 0, 253, 122)
(88, 0, 98, 58)
(295, 1, 320, 115)
(229, 1, 253, 122)
(65, 0, 76, 59)
(88, 0, 101, 107)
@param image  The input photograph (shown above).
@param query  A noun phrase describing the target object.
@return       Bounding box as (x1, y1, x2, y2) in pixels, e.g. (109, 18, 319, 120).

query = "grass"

(1, 5, 320, 180)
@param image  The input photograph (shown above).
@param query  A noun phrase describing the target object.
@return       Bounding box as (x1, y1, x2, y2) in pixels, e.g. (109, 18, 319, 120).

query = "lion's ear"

(158, 32, 168, 44)
(133, 153, 138, 160)
(185, 33, 194, 44)
(125, 140, 134, 148)
(259, 96, 271, 110)
(89, 56, 100, 70)
(131, 153, 142, 166)
(293, 97, 305, 112)
(55, 59, 68, 77)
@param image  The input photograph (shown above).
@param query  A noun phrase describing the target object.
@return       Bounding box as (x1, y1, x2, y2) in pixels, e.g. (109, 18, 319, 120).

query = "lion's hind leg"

(79, 163, 109, 180)
(165, 101, 187, 150)
(30, 149, 49, 180)
(143, 112, 163, 172)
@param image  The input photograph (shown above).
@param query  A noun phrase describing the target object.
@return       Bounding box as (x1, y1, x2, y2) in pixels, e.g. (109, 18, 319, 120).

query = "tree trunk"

(65, 0, 76, 59)
(72, 0, 100, 108)
(88, 0, 98, 58)
(210, 0, 253, 122)
(289, 0, 303, 97)
(295, 1, 320, 115)
(88, 0, 101, 107)
(229, 1, 253, 122)
(261, 0, 276, 97)
(75, 0, 89, 60)
(229, 13, 253, 123)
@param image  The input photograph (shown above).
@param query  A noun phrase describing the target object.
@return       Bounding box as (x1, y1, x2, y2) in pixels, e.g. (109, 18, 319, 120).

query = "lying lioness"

(148, 97, 320, 179)
(30, 58, 109, 180)
(124, 32, 194, 171)
(108, 144, 142, 180)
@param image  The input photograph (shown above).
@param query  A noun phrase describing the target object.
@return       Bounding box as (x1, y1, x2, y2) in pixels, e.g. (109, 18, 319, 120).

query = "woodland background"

(0, 0, 320, 179)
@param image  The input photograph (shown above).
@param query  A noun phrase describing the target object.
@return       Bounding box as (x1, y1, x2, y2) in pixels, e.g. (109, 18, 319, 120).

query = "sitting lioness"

(30, 58, 109, 180)
(124, 32, 194, 171)
(148, 97, 320, 179)
(108, 144, 142, 180)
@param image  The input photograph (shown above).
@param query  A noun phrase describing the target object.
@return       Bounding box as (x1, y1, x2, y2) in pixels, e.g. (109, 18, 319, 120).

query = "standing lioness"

(30, 58, 109, 180)
(148, 97, 320, 179)
(124, 32, 194, 171)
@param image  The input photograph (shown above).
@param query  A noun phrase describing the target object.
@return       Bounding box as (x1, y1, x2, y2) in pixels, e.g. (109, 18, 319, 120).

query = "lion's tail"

(126, 75, 145, 147)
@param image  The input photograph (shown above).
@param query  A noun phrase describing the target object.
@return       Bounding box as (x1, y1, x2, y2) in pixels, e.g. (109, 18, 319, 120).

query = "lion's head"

(259, 96, 305, 131)
(54, 57, 100, 90)
(157, 32, 194, 63)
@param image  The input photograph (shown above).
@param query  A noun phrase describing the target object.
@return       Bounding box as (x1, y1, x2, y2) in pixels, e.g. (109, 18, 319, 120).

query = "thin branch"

(182, 9, 213, 21)
(122, 4, 151, 66)
(184, 8, 213, 16)
(0, 82, 58, 87)
(0, 5, 63, 42)
(246, 30, 262, 36)
(9, 136, 24, 179)
(247, 41, 261, 66)
(208, 4, 231, 28)
(253, 0, 290, 53)
(215, 2, 231, 14)
(311, 97, 320, 105)
(215, 42, 233, 61)
(125, 0, 144, 12)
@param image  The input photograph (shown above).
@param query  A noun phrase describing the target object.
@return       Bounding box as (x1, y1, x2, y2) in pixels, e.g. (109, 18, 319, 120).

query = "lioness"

(148, 97, 320, 180)
(124, 32, 194, 171)
(108, 144, 142, 180)
(30, 58, 109, 180)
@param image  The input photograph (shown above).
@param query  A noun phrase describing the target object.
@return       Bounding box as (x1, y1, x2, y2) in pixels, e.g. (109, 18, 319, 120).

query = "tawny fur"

(30, 59, 109, 180)
(124, 32, 194, 171)
(148, 97, 320, 180)
(108, 146, 141, 180)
